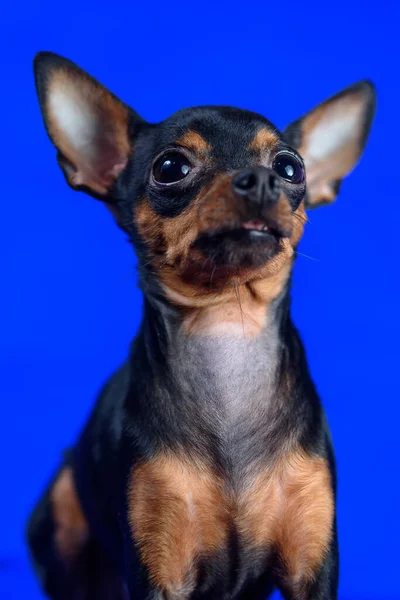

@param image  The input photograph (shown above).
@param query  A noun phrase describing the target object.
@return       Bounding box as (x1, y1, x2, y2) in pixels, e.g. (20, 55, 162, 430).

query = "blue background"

(1, 2, 399, 598)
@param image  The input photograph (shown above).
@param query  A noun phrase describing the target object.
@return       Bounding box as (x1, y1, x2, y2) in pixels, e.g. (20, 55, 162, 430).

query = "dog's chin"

(193, 225, 281, 271)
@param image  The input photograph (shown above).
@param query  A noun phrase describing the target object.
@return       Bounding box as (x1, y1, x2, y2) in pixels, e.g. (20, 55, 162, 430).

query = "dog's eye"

(273, 153, 304, 184)
(153, 153, 192, 184)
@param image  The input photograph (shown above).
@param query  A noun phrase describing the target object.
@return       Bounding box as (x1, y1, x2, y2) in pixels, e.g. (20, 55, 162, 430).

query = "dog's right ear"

(33, 52, 146, 200)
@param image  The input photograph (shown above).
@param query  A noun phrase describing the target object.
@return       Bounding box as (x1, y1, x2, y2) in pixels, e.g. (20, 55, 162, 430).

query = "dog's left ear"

(283, 81, 376, 208)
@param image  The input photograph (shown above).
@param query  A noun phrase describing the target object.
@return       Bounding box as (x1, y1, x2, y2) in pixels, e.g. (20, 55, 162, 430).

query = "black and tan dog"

(27, 52, 375, 600)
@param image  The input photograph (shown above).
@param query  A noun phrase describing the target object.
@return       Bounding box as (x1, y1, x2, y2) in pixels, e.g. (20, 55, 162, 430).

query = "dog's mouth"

(241, 219, 281, 237)
(193, 217, 285, 270)
(196, 217, 284, 244)
(242, 220, 270, 232)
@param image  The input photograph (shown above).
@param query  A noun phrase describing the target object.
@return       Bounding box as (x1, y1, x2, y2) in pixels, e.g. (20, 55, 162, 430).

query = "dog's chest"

(128, 331, 333, 598)
(128, 450, 333, 599)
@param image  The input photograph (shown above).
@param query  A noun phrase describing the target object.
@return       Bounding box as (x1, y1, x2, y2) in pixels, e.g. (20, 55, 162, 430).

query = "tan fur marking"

(135, 194, 200, 267)
(128, 451, 333, 595)
(176, 131, 211, 154)
(238, 452, 334, 586)
(182, 294, 268, 337)
(51, 467, 89, 563)
(249, 128, 278, 152)
(291, 200, 307, 246)
(277, 454, 334, 589)
(128, 455, 229, 596)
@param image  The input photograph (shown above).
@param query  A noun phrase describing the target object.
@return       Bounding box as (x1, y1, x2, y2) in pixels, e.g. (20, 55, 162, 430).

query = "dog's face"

(34, 53, 375, 307)
(131, 107, 308, 302)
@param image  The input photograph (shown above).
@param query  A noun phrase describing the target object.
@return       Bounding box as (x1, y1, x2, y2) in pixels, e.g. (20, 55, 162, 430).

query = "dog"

(27, 51, 375, 600)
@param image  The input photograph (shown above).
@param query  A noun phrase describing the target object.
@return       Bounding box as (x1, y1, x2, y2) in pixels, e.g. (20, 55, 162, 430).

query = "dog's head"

(34, 53, 375, 308)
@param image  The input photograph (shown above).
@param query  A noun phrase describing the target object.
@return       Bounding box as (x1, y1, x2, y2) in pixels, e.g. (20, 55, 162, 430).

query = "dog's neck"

(135, 277, 301, 471)
(133, 274, 308, 471)
(145, 271, 292, 371)
(167, 297, 284, 417)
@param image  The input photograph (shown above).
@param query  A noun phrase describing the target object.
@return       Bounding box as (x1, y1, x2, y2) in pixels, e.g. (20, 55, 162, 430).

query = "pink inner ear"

(300, 94, 370, 207)
(70, 157, 128, 195)
(46, 69, 130, 195)
(306, 179, 337, 206)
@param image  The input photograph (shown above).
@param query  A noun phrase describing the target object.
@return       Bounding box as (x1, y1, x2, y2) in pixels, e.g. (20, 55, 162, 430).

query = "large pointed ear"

(283, 81, 376, 208)
(33, 52, 145, 199)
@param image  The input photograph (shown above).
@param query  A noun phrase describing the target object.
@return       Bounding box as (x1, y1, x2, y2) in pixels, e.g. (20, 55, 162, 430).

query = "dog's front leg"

(278, 528, 339, 600)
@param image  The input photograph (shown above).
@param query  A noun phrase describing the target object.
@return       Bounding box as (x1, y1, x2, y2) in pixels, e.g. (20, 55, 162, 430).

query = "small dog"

(27, 52, 375, 600)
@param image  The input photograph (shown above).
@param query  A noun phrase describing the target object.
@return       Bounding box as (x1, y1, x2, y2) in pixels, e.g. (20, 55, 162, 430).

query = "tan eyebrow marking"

(249, 128, 278, 152)
(176, 131, 212, 154)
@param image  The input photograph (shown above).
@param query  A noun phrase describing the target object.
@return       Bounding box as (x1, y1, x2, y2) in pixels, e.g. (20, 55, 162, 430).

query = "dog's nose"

(232, 167, 280, 205)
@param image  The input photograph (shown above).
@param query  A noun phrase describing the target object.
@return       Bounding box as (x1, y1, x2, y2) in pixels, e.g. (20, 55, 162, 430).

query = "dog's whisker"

(294, 250, 319, 262)
(209, 263, 217, 288)
(294, 213, 309, 225)
(233, 282, 245, 336)
(200, 255, 212, 274)
(114, 270, 138, 286)
(208, 272, 231, 303)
